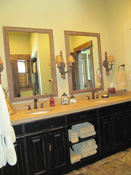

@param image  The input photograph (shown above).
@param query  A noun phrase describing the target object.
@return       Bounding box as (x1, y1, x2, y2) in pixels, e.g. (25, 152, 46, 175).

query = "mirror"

(3, 27, 58, 102)
(64, 31, 104, 94)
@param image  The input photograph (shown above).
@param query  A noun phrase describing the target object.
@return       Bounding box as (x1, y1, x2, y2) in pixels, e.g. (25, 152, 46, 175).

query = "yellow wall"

(0, 0, 131, 102)
(9, 34, 30, 54)
(37, 33, 52, 95)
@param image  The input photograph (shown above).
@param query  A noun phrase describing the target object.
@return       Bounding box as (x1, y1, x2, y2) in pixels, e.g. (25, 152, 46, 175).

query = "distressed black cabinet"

(99, 104, 126, 156)
(124, 102, 131, 146)
(1, 137, 27, 175)
(48, 127, 69, 174)
(26, 132, 48, 175)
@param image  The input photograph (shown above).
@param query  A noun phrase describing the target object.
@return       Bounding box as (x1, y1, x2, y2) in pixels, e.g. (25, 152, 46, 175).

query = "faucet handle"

(86, 95, 90, 100)
(25, 105, 31, 110)
(41, 102, 46, 108)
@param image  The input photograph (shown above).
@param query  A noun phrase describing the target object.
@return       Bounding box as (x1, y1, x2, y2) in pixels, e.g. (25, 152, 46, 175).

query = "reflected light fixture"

(55, 51, 75, 79)
(0, 57, 4, 84)
(103, 51, 115, 76)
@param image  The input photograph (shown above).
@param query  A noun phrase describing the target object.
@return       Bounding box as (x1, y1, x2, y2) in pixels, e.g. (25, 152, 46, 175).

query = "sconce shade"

(67, 55, 75, 66)
(108, 55, 115, 64)
(55, 55, 63, 67)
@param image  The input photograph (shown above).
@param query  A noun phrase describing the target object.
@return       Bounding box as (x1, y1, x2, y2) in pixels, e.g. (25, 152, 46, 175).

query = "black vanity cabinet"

(48, 127, 69, 174)
(26, 132, 48, 175)
(24, 116, 69, 175)
(1, 125, 27, 175)
(124, 102, 131, 146)
(99, 103, 126, 156)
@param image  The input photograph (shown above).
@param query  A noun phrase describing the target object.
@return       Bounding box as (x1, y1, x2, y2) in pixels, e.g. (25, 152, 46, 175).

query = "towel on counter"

(70, 148, 81, 164)
(0, 84, 17, 168)
(118, 71, 127, 90)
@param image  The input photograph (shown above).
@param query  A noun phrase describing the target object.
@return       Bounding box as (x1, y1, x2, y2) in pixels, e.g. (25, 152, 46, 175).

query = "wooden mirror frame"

(3, 26, 58, 102)
(64, 30, 104, 95)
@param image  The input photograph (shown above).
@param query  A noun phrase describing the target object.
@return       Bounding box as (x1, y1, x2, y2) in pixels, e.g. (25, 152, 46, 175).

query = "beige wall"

(0, 0, 130, 102)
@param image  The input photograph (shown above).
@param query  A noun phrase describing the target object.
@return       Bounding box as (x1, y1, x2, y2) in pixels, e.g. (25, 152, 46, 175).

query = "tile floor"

(66, 147, 131, 175)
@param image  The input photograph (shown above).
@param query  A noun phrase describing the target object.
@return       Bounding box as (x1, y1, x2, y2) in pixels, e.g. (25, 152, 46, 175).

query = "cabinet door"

(100, 117, 113, 154)
(26, 132, 48, 175)
(48, 127, 69, 173)
(125, 111, 131, 146)
(112, 113, 125, 150)
(1, 137, 27, 175)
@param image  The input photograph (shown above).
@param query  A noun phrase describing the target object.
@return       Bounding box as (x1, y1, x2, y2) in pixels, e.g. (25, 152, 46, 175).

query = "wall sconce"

(55, 51, 75, 79)
(103, 51, 115, 75)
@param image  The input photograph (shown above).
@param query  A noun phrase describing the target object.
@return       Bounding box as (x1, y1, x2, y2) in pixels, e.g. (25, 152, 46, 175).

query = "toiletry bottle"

(50, 94, 55, 106)
(70, 95, 76, 103)
(62, 92, 69, 105)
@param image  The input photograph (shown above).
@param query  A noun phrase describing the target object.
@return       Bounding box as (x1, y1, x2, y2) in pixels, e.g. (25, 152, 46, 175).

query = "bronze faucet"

(91, 91, 96, 99)
(34, 98, 38, 109)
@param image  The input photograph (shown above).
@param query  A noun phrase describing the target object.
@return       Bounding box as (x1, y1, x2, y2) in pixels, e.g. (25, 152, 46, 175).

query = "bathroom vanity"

(0, 98, 131, 175)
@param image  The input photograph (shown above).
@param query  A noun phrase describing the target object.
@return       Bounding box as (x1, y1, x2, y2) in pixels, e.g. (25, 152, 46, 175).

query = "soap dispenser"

(70, 95, 76, 103)
(50, 94, 55, 107)
(62, 92, 69, 105)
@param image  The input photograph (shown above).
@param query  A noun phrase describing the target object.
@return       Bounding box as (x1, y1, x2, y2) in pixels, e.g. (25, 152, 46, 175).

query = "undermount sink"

(94, 99, 108, 103)
(26, 108, 53, 115)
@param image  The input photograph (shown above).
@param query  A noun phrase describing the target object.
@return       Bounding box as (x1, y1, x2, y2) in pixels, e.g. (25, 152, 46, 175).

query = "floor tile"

(80, 167, 107, 175)
(99, 158, 131, 175)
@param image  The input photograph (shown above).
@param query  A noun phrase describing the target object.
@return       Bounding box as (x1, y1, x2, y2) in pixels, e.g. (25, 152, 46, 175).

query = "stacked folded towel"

(72, 139, 97, 158)
(70, 148, 81, 164)
(72, 122, 96, 138)
(68, 129, 79, 143)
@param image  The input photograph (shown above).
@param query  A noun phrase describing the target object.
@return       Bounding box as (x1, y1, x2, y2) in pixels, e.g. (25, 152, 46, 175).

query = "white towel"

(72, 143, 98, 154)
(80, 139, 96, 148)
(72, 122, 95, 134)
(118, 71, 127, 90)
(70, 148, 81, 164)
(78, 130, 96, 138)
(0, 85, 17, 167)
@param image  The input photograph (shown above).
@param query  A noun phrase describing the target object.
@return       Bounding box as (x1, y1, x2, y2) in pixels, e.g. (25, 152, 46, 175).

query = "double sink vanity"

(0, 95, 131, 175)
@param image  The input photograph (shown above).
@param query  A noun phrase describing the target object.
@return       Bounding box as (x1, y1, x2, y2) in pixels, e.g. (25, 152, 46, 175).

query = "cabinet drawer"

(24, 116, 66, 134)
(13, 124, 23, 137)
(67, 109, 97, 125)
(124, 101, 131, 111)
(99, 103, 123, 118)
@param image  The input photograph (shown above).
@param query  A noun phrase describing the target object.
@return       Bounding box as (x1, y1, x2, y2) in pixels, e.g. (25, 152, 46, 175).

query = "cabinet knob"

(49, 144, 52, 152)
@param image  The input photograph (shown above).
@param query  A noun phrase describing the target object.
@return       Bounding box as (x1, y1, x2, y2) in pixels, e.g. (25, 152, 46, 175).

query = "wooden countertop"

(11, 95, 131, 125)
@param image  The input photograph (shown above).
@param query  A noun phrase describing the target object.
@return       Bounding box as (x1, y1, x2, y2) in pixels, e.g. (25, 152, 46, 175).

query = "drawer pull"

(49, 144, 52, 152)
(80, 115, 86, 118)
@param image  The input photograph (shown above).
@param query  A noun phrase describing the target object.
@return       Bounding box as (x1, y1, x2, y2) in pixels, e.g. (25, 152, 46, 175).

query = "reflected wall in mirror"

(64, 31, 104, 94)
(3, 27, 58, 102)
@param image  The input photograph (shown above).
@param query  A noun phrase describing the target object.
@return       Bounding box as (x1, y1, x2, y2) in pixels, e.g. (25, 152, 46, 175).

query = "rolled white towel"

(5, 136, 17, 166)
